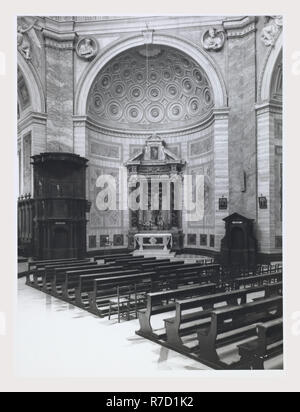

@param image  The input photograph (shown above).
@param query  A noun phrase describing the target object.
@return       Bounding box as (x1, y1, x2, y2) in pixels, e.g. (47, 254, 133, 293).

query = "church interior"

(17, 15, 283, 373)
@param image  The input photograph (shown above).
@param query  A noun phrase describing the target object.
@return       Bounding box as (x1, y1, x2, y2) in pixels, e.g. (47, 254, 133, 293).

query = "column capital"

(213, 107, 230, 119)
(72, 115, 88, 127)
(18, 111, 48, 133)
(255, 100, 282, 115)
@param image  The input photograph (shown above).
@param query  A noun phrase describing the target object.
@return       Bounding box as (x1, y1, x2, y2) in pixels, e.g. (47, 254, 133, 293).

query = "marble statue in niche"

(76, 37, 98, 60)
(17, 19, 37, 60)
(202, 28, 225, 51)
(261, 16, 283, 47)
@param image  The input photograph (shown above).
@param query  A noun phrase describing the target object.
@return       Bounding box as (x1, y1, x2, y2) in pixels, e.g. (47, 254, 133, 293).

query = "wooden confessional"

(220, 213, 257, 270)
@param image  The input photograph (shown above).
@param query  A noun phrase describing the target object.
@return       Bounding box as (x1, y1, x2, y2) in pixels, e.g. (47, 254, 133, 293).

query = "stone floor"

(16, 277, 212, 377)
(16, 258, 283, 377)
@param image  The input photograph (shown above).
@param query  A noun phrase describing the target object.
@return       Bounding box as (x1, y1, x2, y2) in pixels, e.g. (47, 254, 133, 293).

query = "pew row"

(195, 296, 282, 366)
(94, 253, 131, 262)
(26, 258, 91, 288)
(233, 272, 282, 290)
(42, 262, 99, 292)
(61, 266, 127, 299)
(136, 283, 217, 338)
(86, 271, 156, 314)
(237, 318, 283, 369)
(163, 282, 282, 353)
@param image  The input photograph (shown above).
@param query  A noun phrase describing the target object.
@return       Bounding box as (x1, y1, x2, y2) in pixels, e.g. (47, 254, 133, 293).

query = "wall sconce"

(219, 196, 228, 210)
(258, 195, 268, 209)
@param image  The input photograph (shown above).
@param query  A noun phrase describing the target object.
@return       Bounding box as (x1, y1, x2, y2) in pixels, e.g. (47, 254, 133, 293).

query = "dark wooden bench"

(164, 282, 282, 352)
(196, 295, 283, 365)
(103, 255, 145, 264)
(28, 257, 82, 271)
(156, 262, 203, 274)
(157, 263, 220, 276)
(88, 265, 220, 318)
(175, 264, 220, 285)
(238, 318, 283, 369)
(26, 258, 91, 287)
(42, 262, 99, 293)
(233, 272, 282, 290)
(150, 264, 220, 291)
(61, 265, 125, 299)
(108, 257, 158, 268)
(94, 253, 131, 262)
(137, 283, 217, 337)
(75, 269, 147, 308)
(127, 259, 171, 270)
(88, 271, 157, 316)
(141, 260, 184, 271)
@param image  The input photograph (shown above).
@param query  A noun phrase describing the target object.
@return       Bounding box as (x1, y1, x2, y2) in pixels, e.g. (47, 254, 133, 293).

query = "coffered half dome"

(87, 45, 214, 132)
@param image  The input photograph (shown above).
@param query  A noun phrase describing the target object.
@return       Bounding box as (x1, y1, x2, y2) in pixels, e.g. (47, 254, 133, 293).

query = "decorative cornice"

(72, 113, 216, 139)
(18, 111, 48, 132)
(223, 16, 257, 39)
(255, 100, 282, 115)
(73, 16, 228, 35)
(43, 29, 77, 50)
(213, 107, 231, 120)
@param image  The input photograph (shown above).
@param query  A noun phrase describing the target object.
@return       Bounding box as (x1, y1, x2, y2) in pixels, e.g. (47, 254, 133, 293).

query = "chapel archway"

(86, 45, 215, 132)
(77, 35, 229, 253)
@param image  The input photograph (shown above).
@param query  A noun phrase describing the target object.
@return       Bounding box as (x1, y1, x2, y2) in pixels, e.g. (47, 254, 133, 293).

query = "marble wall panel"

(46, 47, 74, 152)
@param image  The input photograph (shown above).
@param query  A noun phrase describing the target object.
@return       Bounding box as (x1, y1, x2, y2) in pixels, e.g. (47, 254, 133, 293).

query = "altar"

(126, 135, 185, 255)
(133, 233, 175, 257)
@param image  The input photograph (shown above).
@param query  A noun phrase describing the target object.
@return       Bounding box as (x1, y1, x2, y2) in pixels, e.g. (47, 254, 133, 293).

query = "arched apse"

(75, 33, 228, 117)
(87, 45, 215, 132)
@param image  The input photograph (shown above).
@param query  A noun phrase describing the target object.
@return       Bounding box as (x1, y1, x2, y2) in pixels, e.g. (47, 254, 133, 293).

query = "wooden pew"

(94, 253, 131, 262)
(156, 262, 202, 274)
(28, 257, 82, 271)
(141, 260, 184, 272)
(233, 272, 282, 290)
(175, 264, 220, 285)
(196, 295, 283, 365)
(164, 283, 282, 352)
(88, 271, 156, 316)
(75, 269, 146, 308)
(157, 263, 220, 276)
(151, 264, 220, 291)
(103, 255, 145, 264)
(110, 257, 158, 268)
(43, 262, 100, 294)
(238, 318, 283, 370)
(137, 283, 217, 338)
(127, 259, 171, 270)
(61, 265, 125, 299)
(26, 259, 91, 287)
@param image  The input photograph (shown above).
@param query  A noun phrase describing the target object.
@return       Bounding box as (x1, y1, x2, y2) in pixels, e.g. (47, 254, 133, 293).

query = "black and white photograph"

(15, 14, 284, 376)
